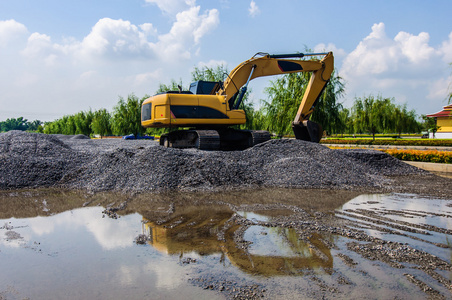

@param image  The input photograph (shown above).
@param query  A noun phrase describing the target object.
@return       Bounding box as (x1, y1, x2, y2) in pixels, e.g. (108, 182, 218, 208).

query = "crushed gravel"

(0, 130, 441, 194)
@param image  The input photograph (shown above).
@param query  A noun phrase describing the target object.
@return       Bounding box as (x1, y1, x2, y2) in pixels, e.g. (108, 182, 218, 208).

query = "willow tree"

(156, 79, 184, 94)
(111, 94, 148, 136)
(338, 108, 353, 136)
(262, 70, 345, 137)
(191, 65, 228, 82)
(41, 111, 94, 136)
(393, 104, 420, 136)
(310, 71, 345, 134)
(262, 72, 308, 136)
(74, 111, 94, 136)
(91, 108, 112, 138)
(352, 95, 394, 140)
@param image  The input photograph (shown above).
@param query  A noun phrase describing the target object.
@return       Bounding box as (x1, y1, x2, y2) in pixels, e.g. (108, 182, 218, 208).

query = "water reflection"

(0, 208, 219, 300)
(142, 207, 232, 255)
(142, 207, 333, 276)
(1, 189, 451, 299)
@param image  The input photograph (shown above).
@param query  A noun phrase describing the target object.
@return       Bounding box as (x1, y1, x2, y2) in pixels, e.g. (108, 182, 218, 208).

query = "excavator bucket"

(292, 120, 323, 143)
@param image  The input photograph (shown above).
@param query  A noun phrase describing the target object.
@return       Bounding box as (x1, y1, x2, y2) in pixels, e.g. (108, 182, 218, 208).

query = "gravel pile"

(0, 131, 89, 188)
(0, 130, 428, 193)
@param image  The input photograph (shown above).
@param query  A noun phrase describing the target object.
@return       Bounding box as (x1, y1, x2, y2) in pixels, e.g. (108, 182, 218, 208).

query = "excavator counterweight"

(141, 51, 334, 150)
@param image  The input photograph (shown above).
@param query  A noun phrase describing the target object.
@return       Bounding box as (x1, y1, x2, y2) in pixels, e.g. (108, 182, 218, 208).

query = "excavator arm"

(219, 52, 334, 141)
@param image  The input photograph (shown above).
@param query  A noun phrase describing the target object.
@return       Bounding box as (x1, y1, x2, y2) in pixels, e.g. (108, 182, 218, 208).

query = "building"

(426, 104, 452, 138)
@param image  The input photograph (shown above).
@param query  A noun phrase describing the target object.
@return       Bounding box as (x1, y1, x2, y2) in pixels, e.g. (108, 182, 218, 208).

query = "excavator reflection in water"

(141, 205, 333, 276)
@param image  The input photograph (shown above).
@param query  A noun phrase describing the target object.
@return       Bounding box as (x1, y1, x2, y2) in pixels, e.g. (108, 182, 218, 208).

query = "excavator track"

(249, 130, 271, 146)
(195, 130, 221, 150)
(160, 130, 220, 150)
(160, 128, 270, 151)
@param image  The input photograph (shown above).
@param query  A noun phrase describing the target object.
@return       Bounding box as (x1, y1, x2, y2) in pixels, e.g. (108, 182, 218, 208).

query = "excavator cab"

(189, 81, 222, 95)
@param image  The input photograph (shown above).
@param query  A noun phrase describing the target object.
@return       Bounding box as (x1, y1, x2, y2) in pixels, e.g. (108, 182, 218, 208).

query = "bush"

(321, 139, 452, 147)
(382, 149, 452, 164)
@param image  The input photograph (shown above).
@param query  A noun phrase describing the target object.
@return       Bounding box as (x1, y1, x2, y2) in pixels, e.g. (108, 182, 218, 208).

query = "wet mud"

(1, 188, 451, 299)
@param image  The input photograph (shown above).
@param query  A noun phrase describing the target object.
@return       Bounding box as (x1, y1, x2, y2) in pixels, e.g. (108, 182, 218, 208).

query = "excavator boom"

(216, 52, 333, 142)
(220, 52, 333, 115)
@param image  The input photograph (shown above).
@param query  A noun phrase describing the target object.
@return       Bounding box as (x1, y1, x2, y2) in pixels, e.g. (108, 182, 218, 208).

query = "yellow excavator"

(141, 51, 334, 150)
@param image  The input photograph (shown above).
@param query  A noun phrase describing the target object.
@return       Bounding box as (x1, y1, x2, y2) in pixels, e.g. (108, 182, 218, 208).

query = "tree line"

(2, 60, 448, 138)
(0, 117, 42, 132)
(39, 95, 150, 137)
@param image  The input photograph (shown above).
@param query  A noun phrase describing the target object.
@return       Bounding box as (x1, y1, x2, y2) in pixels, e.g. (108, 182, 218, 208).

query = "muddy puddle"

(0, 189, 451, 299)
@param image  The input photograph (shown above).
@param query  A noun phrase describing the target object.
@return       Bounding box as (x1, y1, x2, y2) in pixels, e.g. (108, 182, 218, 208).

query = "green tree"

(27, 120, 43, 132)
(74, 111, 94, 135)
(0, 117, 42, 132)
(393, 104, 420, 136)
(191, 65, 228, 82)
(421, 114, 440, 137)
(42, 120, 61, 134)
(60, 115, 76, 135)
(40, 110, 95, 136)
(262, 70, 345, 136)
(238, 101, 267, 130)
(352, 95, 395, 140)
(91, 108, 112, 138)
(310, 71, 345, 134)
(111, 94, 148, 136)
(338, 108, 353, 136)
(262, 72, 308, 136)
(156, 79, 185, 94)
(0, 117, 29, 131)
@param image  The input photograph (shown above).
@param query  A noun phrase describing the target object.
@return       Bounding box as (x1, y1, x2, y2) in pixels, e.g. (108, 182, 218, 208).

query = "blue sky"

(1, 0, 452, 122)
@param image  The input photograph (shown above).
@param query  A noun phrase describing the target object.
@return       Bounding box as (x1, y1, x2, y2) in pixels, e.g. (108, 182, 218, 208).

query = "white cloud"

(80, 18, 154, 59)
(18, 10, 219, 65)
(341, 23, 397, 76)
(192, 8, 219, 44)
(427, 76, 452, 100)
(248, 0, 260, 17)
(313, 43, 346, 58)
(0, 19, 28, 46)
(145, 0, 196, 15)
(394, 31, 435, 64)
(440, 32, 452, 63)
(134, 70, 162, 86)
(338, 22, 451, 114)
(22, 32, 53, 58)
(155, 6, 219, 60)
(139, 23, 157, 36)
(0, 7, 219, 121)
(196, 59, 228, 69)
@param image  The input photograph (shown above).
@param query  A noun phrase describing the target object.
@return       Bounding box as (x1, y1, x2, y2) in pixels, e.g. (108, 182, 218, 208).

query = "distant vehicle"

(123, 134, 154, 140)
